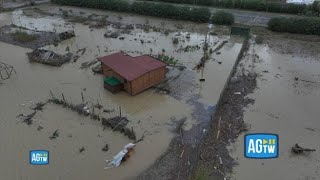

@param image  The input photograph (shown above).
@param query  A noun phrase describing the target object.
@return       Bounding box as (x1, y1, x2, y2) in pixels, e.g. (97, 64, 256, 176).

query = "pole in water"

(119, 106, 121, 117)
(81, 92, 84, 103)
(61, 92, 66, 102)
(49, 90, 54, 99)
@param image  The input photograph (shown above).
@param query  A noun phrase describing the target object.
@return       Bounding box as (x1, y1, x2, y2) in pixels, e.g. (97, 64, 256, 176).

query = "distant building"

(99, 52, 166, 95)
(286, 0, 314, 4)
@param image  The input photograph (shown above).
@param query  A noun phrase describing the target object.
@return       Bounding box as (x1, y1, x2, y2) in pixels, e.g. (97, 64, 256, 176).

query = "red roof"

(98, 52, 166, 81)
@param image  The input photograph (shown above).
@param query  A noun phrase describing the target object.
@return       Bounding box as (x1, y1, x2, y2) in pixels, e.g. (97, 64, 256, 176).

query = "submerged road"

(134, 0, 298, 27)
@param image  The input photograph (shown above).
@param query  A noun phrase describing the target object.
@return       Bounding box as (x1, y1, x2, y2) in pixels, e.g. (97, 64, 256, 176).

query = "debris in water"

(0, 62, 16, 80)
(292, 143, 316, 154)
(37, 126, 43, 131)
(79, 147, 85, 153)
(103, 109, 114, 113)
(104, 32, 119, 38)
(49, 129, 59, 140)
(58, 30, 75, 40)
(92, 64, 102, 74)
(294, 77, 317, 84)
(105, 143, 136, 169)
(31, 102, 47, 111)
(81, 60, 99, 69)
(102, 144, 109, 152)
(27, 49, 78, 66)
(76, 48, 86, 56)
(199, 79, 205, 82)
(18, 111, 36, 125)
(102, 116, 136, 140)
(94, 103, 103, 109)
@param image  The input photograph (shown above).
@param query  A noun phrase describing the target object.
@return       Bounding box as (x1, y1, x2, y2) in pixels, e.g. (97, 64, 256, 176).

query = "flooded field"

(229, 38, 320, 180)
(0, 4, 244, 180)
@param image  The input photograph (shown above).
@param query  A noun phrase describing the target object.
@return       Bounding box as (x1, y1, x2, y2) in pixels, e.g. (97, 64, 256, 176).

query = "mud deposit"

(0, 4, 244, 180)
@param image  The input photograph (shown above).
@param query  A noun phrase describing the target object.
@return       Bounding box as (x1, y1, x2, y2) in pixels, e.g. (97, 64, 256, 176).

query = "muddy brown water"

(0, 5, 244, 180)
(229, 42, 320, 180)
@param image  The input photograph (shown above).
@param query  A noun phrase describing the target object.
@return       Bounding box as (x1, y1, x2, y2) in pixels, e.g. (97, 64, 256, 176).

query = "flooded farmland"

(0, 4, 244, 180)
(228, 37, 320, 180)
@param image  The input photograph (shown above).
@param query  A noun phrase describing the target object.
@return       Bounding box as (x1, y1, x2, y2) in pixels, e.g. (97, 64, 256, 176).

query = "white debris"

(105, 143, 136, 169)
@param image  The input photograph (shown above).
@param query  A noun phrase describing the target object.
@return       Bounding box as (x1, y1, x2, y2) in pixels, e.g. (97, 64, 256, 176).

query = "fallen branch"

(216, 117, 221, 140)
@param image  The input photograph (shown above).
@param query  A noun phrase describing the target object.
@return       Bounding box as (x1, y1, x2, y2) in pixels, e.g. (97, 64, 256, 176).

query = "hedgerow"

(268, 17, 320, 35)
(52, 0, 211, 22)
(212, 11, 234, 25)
(143, 0, 319, 15)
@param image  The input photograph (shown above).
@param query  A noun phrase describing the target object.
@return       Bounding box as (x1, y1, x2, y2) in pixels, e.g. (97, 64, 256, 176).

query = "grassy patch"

(189, 166, 210, 180)
(172, 37, 179, 45)
(255, 35, 263, 44)
(157, 54, 181, 66)
(12, 30, 37, 43)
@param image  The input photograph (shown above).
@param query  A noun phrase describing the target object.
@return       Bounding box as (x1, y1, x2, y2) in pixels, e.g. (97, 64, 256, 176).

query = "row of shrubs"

(144, 0, 320, 16)
(51, 0, 211, 22)
(268, 17, 320, 35)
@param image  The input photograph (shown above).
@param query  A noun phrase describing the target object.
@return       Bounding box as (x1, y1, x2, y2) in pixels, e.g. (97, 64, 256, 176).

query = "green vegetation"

(157, 54, 181, 66)
(12, 30, 37, 43)
(143, 0, 320, 16)
(172, 37, 179, 44)
(164, 30, 170, 36)
(255, 35, 263, 44)
(212, 11, 234, 25)
(52, 0, 211, 22)
(189, 166, 210, 180)
(268, 17, 320, 35)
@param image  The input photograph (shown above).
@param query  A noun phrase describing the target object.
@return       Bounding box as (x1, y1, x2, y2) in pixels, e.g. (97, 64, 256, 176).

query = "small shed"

(99, 52, 167, 95)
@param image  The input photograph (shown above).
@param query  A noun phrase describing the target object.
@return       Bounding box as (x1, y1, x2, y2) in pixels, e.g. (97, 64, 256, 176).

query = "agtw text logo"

(245, 133, 279, 159)
(30, 150, 49, 165)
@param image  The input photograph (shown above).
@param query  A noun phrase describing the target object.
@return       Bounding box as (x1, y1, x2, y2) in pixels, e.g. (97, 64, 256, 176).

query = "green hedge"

(212, 11, 234, 25)
(51, 0, 211, 22)
(268, 17, 320, 35)
(143, 0, 319, 15)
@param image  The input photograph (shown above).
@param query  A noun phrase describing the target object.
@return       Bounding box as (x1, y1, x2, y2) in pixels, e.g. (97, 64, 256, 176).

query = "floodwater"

(229, 41, 320, 179)
(0, 4, 243, 180)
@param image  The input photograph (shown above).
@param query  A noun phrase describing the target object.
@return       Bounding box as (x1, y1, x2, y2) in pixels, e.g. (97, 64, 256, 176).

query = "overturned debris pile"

(59, 30, 75, 40)
(102, 116, 136, 140)
(27, 49, 79, 66)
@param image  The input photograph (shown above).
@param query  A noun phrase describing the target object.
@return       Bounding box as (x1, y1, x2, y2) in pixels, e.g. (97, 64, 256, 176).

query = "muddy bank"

(0, 25, 74, 49)
(190, 73, 257, 179)
(0, 0, 50, 11)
